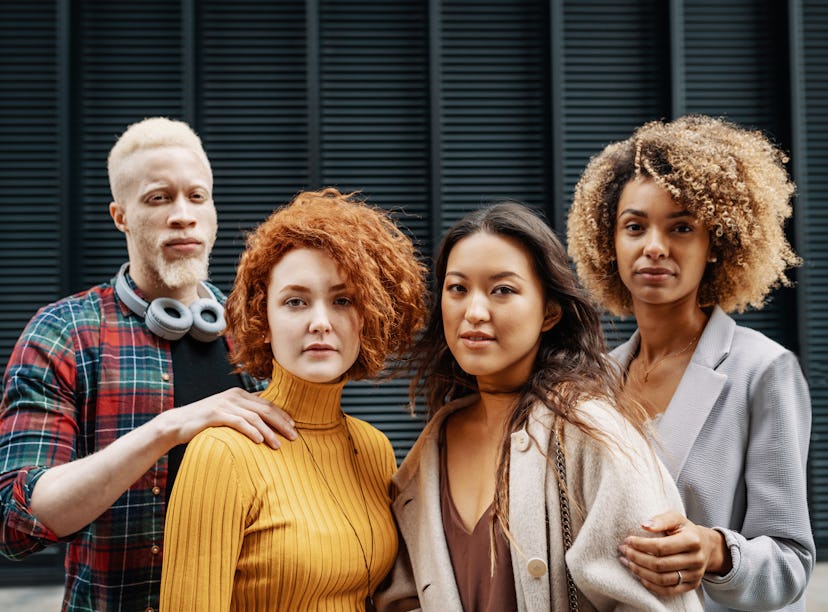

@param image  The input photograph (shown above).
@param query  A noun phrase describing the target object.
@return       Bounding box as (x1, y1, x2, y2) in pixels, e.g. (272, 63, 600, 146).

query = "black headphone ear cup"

(188, 298, 226, 343)
(145, 298, 194, 341)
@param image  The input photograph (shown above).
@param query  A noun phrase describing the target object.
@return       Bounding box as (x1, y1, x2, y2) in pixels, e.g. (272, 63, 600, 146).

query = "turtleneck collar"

(259, 360, 347, 429)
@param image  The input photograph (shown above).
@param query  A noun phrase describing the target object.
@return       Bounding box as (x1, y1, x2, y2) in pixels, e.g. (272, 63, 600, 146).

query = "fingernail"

(618, 544, 626, 555)
(642, 520, 654, 528)
(618, 556, 629, 567)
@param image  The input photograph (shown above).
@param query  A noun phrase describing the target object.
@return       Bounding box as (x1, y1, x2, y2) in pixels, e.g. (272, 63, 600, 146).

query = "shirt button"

(150, 545, 160, 555)
(527, 557, 547, 578)
(152, 486, 161, 496)
(161, 373, 170, 382)
(515, 431, 531, 452)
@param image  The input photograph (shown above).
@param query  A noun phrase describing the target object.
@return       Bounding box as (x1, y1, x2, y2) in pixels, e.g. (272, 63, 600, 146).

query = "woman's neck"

(260, 360, 347, 428)
(470, 388, 518, 430)
(633, 301, 709, 362)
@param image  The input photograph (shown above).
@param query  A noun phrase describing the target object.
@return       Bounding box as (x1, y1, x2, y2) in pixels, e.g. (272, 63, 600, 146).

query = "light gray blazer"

(611, 306, 815, 611)
(375, 395, 702, 612)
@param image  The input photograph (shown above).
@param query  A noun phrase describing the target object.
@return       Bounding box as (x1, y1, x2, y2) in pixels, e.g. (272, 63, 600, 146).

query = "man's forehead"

(125, 145, 209, 171)
(120, 146, 212, 189)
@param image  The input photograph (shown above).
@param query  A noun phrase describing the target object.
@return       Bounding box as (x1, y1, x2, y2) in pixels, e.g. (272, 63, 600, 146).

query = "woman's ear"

(706, 233, 717, 263)
(542, 301, 563, 332)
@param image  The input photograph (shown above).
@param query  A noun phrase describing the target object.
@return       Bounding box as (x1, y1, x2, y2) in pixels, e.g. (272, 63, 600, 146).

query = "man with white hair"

(0, 117, 296, 611)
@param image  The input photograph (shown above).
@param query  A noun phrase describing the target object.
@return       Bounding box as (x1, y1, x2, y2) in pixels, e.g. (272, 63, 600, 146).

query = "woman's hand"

(618, 511, 732, 595)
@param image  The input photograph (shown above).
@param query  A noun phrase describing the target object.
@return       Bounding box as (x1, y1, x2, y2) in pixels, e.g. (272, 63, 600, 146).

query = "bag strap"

(553, 425, 580, 612)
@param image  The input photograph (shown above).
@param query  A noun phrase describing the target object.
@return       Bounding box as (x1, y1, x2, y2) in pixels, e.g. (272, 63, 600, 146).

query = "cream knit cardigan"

(375, 395, 703, 612)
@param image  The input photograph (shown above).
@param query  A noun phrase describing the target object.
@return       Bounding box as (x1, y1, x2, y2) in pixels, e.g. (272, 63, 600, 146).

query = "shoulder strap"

(553, 424, 580, 612)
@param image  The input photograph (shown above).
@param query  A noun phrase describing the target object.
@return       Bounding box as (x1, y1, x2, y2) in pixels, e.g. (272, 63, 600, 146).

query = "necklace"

(296, 419, 375, 598)
(635, 333, 700, 382)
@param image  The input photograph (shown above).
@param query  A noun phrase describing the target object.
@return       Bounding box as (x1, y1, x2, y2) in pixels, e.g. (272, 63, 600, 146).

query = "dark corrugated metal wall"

(0, 2, 825, 580)
(793, 0, 828, 562)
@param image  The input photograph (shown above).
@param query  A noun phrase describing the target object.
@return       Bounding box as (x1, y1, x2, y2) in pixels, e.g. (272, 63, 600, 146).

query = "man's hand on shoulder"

(158, 388, 298, 449)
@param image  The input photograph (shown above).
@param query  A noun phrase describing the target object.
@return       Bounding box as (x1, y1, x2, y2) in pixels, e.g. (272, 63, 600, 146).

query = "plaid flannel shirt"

(0, 273, 264, 612)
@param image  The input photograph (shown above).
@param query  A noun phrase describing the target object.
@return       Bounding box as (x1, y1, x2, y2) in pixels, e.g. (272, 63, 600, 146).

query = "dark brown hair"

(409, 202, 648, 533)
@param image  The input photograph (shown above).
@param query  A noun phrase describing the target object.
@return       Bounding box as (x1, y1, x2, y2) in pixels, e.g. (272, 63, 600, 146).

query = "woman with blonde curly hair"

(567, 115, 814, 611)
(160, 188, 427, 611)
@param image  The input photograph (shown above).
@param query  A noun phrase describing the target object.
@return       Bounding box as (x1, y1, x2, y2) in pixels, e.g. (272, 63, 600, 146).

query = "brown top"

(440, 441, 518, 612)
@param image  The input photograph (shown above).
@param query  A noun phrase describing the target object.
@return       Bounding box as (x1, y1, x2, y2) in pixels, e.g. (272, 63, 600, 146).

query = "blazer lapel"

(611, 307, 732, 480)
(659, 307, 731, 478)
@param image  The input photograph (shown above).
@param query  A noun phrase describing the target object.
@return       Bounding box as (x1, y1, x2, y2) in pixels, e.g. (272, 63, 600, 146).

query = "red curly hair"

(225, 188, 428, 380)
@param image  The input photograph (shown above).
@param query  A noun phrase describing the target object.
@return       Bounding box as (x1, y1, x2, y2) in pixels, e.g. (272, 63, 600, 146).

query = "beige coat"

(375, 396, 703, 612)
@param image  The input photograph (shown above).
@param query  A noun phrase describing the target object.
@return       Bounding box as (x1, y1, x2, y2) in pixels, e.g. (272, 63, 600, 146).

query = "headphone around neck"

(115, 262, 226, 342)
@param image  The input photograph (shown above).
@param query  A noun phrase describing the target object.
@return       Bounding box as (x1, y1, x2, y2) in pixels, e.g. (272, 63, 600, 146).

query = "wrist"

(706, 527, 733, 575)
(147, 410, 186, 451)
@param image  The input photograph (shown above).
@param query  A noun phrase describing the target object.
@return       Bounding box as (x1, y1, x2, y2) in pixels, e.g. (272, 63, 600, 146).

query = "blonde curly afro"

(567, 114, 800, 316)
(225, 187, 427, 380)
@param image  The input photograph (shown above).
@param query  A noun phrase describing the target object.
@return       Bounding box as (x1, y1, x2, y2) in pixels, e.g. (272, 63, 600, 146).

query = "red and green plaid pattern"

(0, 277, 263, 611)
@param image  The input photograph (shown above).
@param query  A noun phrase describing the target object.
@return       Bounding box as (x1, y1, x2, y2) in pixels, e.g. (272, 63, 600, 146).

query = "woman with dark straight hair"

(376, 203, 701, 611)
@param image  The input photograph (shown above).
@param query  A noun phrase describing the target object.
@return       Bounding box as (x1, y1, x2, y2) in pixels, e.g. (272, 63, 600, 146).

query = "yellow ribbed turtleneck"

(160, 361, 398, 611)
(259, 358, 347, 428)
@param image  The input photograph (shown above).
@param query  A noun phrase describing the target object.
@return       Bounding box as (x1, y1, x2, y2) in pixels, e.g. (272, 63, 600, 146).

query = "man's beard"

(155, 254, 210, 289)
(134, 229, 216, 291)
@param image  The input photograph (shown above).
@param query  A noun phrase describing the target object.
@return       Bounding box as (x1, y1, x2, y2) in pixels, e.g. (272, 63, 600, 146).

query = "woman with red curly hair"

(160, 188, 427, 611)
(567, 115, 814, 611)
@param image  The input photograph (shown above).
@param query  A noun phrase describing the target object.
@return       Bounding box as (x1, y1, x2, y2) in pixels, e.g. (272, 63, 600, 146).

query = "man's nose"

(168, 194, 197, 227)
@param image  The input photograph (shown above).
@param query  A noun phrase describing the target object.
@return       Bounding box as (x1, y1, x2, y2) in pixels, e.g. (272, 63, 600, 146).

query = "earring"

(707, 255, 717, 263)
